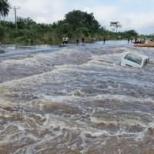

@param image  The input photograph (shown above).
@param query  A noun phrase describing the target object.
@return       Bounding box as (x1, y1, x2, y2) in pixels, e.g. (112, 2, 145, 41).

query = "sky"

(5, 0, 154, 34)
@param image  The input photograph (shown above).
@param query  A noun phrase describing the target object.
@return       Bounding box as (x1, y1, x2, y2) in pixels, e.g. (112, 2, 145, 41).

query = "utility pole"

(13, 6, 20, 31)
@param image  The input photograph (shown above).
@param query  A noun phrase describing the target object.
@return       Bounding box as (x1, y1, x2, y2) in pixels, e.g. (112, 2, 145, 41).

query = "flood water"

(0, 41, 154, 154)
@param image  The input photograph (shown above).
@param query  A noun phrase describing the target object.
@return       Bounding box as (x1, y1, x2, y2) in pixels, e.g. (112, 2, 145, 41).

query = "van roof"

(124, 52, 149, 60)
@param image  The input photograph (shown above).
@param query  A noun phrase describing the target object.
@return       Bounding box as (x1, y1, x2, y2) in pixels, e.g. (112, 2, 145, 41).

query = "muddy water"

(0, 41, 154, 154)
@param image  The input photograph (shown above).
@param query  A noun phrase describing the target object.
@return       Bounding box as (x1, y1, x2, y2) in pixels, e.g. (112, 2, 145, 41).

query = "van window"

(125, 54, 142, 65)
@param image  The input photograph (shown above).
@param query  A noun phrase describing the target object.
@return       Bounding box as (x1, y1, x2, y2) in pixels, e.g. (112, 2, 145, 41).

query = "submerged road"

(0, 41, 154, 154)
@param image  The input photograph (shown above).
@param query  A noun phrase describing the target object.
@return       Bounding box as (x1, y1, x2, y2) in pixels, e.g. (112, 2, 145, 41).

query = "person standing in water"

(128, 38, 130, 44)
(76, 39, 79, 45)
(103, 37, 106, 44)
(62, 37, 65, 45)
(62, 37, 69, 45)
(81, 37, 85, 44)
(65, 37, 69, 44)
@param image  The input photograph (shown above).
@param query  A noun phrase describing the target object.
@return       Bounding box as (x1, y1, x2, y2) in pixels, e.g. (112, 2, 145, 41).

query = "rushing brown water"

(0, 41, 154, 154)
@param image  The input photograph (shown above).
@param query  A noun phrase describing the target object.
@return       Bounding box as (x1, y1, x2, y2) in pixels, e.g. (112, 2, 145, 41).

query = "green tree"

(124, 30, 138, 39)
(53, 10, 101, 41)
(0, 0, 9, 17)
(125, 30, 138, 37)
(17, 17, 36, 29)
(65, 10, 100, 33)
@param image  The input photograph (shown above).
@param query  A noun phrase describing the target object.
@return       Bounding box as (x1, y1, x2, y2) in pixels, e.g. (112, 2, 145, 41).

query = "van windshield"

(125, 54, 142, 65)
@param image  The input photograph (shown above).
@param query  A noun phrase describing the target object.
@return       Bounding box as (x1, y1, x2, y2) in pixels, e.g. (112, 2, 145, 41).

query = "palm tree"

(0, 0, 9, 17)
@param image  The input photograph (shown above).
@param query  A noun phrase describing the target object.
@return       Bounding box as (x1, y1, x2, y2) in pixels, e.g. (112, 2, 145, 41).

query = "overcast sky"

(5, 0, 154, 34)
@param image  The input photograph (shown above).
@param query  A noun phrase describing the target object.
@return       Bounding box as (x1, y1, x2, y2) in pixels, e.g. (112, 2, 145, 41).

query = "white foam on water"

(0, 44, 154, 153)
(93, 94, 154, 104)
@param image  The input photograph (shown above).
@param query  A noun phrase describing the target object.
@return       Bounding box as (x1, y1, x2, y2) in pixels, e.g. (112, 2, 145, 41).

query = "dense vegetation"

(0, 7, 138, 45)
(142, 34, 154, 41)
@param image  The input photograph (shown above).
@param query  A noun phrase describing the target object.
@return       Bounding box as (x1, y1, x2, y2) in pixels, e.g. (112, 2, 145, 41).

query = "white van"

(121, 52, 149, 68)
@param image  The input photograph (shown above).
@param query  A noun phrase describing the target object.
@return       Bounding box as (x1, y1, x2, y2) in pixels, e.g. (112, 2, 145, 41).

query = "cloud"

(84, 4, 154, 34)
(84, 5, 118, 22)
(8, 0, 68, 23)
(113, 12, 154, 34)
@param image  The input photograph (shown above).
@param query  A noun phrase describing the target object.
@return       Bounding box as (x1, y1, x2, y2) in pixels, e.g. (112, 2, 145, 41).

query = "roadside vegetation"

(0, 0, 138, 45)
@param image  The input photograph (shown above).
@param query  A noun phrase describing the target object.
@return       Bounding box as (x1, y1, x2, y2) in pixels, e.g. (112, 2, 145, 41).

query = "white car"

(121, 52, 149, 68)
